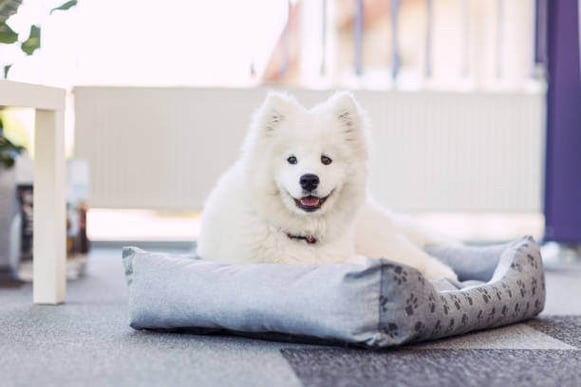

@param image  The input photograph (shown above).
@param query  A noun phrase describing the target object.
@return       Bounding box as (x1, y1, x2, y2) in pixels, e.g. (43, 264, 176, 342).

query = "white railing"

(295, 0, 544, 91)
(73, 87, 544, 213)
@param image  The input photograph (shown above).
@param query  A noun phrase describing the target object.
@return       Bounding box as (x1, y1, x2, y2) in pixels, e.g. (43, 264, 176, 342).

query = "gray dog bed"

(122, 236, 545, 348)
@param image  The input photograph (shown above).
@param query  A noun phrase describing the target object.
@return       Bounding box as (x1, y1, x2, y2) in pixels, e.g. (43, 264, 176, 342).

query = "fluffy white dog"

(197, 92, 457, 280)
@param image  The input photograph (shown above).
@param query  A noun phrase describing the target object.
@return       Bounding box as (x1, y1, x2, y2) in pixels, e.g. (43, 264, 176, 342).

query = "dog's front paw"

(424, 259, 458, 282)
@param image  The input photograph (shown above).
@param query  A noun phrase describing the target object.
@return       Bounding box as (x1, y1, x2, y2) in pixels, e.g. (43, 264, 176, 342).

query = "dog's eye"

(287, 156, 297, 165)
(321, 155, 332, 165)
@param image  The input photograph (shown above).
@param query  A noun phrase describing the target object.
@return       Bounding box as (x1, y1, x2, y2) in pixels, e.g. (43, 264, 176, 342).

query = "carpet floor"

(1, 247, 580, 387)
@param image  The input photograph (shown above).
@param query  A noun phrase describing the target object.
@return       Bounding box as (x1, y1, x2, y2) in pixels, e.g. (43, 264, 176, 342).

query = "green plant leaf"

(0, 0, 22, 24)
(0, 155, 16, 168)
(20, 24, 40, 56)
(0, 21, 17, 43)
(3, 63, 12, 78)
(50, 0, 77, 15)
(0, 119, 24, 168)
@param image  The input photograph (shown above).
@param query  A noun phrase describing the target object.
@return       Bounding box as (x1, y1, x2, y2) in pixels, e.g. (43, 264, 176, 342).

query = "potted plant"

(1, 0, 77, 78)
(0, 0, 77, 159)
(1, 0, 77, 157)
(0, 118, 23, 168)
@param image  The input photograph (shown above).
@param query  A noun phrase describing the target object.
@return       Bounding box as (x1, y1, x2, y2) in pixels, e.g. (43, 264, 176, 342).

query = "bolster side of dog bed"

(122, 236, 545, 348)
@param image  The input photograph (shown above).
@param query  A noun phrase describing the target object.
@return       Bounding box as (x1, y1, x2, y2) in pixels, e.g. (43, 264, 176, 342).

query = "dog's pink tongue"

(301, 197, 320, 207)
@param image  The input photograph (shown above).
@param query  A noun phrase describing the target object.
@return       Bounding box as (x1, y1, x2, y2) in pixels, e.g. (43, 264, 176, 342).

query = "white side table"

(0, 80, 66, 304)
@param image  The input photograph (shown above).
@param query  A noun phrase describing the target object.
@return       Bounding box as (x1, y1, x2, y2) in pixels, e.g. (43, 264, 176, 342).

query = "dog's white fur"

(197, 92, 457, 280)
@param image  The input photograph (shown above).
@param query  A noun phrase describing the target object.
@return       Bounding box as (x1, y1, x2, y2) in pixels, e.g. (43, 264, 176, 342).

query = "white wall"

(73, 87, 545, 212)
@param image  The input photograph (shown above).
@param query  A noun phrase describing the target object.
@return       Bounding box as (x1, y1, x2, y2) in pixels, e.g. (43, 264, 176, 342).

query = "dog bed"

(122, 236, 545, 348)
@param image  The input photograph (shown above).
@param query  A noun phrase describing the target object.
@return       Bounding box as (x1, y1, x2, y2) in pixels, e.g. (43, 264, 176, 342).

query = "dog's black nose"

(300, 174, 319, 192)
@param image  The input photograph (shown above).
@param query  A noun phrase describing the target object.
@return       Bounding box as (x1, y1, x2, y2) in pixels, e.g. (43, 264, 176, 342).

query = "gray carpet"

(282, 347, 581, 387)
(1, 247, 581, 387)
(282, 315, 581, 387)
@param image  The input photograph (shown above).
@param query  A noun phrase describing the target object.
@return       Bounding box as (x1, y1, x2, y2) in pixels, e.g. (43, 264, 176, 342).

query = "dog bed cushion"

(122, 236, 545, 348)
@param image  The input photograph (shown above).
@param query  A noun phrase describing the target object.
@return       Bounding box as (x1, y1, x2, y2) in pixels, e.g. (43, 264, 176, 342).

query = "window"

(4, 0, 544, 91)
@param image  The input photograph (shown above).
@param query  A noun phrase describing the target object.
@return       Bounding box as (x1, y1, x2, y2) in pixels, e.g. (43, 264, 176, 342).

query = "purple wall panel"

(544, 0, 581, 242)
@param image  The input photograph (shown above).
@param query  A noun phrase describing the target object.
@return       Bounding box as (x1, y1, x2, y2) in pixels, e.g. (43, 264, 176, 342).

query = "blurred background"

(1, 0, 579, 268)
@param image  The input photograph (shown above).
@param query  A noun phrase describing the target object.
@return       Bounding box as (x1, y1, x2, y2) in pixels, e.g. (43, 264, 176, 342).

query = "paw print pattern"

(478, 288, 491, 304)
(440, 295, 450, 315)
(531, 278, 538, 296)
(414, 321, 426, 333)
(428, 292, 437, 313)
(379, 295, 389, 312)
(386, 264, 409, 285)
(491, 286, 502, 301)
(501, 305, 508, 317)
(501, 283, 513, 299)
(450, 294, 462, 310)
(405, 293, 419, 316)
(527, 253, 539, 269)
(516, 279, 526, 298)
(445, 318, 455, 333)
(383, 323, 399, 339)
(462, 293, 474, 306)
(416, 274, 426, 287)
(380, 244, 545, 343)
(432, 320, 442, 336)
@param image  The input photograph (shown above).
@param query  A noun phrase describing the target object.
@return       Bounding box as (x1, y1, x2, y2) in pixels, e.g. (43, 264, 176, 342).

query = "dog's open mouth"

(293, 194, 330, 212)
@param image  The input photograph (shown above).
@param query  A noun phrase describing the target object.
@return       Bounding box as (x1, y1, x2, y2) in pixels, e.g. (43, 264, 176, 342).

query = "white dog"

(197, 92, 457, 281)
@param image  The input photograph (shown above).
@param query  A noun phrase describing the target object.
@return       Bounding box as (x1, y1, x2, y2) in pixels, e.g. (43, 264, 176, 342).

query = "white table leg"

(33, 109, 66, 304)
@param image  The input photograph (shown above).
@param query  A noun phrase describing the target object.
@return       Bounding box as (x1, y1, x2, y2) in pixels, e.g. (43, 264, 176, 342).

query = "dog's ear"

(327, 91, 369, 158)
(255, 92, 300, 134)
(327, 91, 362, 134)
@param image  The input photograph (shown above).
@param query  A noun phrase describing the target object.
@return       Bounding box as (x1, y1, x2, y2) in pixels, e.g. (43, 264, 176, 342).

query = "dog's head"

(243, 92, 370, 219)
